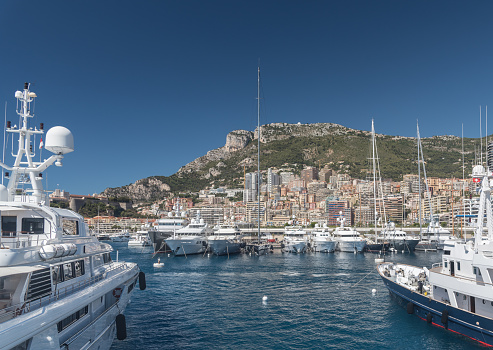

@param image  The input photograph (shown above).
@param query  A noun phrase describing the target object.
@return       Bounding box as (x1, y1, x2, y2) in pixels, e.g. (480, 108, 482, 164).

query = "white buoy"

(401, 250, 404, 254)
(207, 253, 210, 257)
(153, 258, 164, 268)
(262, 295, 268, 301)
(372, 288, 376, 294)
(167, 254, 170, 257)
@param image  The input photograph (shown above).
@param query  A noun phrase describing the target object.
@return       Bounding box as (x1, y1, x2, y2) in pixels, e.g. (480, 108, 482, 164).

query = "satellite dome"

(45, 126, 74, 154)
(0, 184, 7, 201)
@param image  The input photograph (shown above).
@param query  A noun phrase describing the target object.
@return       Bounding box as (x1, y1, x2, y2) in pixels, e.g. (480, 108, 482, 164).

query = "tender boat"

(282, 226, 310, 253)
(165, 211, 212, 256)
(0, 83, 145, 350)
(128, 231, 152, 247)
(207, 223, 244, 256)
(311, 224, 336, 253)
(378, 162, 493, 346)
(333, 215, 366, 253)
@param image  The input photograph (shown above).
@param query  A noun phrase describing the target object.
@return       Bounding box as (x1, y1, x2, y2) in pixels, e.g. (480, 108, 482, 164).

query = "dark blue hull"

(380, 272, 493, 346)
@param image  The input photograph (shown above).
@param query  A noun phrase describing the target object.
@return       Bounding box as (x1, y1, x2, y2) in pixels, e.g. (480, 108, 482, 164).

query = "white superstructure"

(165, 211, 212, 256)
(311, 224, 336, 253)
(332, 215, 366, 253)
(0, 83, 144, 350)
(282, 226, 310, 253)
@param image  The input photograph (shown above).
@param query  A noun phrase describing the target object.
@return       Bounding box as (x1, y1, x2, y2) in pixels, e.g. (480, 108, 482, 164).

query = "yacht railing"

(0, 233, 51, 248)
(0, 262, 133, 323)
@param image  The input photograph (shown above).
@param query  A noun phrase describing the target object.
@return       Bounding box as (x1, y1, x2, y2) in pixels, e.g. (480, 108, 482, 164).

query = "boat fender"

(441, 309, 449, 325)
(113, 287, 123, 298)
(139, 271, 147, 290)
(426, 313, 433, 324)
(116, 314, 127, 340)
(407, 302, 414, 314)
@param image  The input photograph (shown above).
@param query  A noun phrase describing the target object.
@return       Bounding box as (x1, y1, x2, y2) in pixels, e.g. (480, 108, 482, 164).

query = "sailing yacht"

(245, 66, 270, 256)
(0, 83, 144, 349)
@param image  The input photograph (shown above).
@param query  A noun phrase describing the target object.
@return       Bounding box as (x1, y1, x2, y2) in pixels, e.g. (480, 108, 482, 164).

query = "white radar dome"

(45, 126, 74, 154)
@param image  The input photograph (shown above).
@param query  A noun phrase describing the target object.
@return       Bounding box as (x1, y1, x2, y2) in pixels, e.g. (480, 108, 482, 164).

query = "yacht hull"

(283, 242, 307, 253)
(147, 231, 173, 253)
(337, 241, 366, 253)
(166, 238, 207, 256)
(390, 238, 420, 252)
(313, 241, 337, 253)
(379, 265, 493, 347)
(208, 240, 242, 256)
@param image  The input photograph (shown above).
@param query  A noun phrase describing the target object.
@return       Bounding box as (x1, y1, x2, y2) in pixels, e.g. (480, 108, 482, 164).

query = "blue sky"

(1, 1, 493, 195)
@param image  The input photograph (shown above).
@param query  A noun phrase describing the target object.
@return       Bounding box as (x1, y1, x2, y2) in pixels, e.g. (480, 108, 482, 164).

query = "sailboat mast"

(417, 122, 422, 238)
(257, 66, 261, 243)
(371, 120, 378, 240)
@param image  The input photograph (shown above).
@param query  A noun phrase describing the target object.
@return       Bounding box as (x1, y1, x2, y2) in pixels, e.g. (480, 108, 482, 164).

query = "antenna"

(257, 65, 261, 243)
(2, 102, 6, 185)
(480, 106, 483, 166)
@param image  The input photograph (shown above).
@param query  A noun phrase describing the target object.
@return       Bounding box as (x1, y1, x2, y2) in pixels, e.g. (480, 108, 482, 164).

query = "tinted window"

(2, 216, 16, 236)
(22, 218, 44, 234)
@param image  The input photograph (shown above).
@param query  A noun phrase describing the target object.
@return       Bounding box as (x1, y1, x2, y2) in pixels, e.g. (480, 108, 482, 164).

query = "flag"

(39, 137, 43, 149)
(473, 177, 481, 183)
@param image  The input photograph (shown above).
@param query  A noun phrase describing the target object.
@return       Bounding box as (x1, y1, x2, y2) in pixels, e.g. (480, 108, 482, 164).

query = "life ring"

(113, 287, 123, 298)
(15, 307, 22, 316)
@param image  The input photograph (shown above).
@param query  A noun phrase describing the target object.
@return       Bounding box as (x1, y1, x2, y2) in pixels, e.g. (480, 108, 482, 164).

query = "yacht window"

(62, 219, 79, 235)
(457, 262, 461, 271)
(2, 216, 16, 236)
(63, 263, 74, 281)
(57, 305, 88, 332)
(444, 261, 448, 268)
(74, 260, 85, 277)
(52, 265, 63, 283)
(21, 218, 44, 234)
(444, 250, 451, 255)
(93, 255, 103, 268)
(103, 253, 112, 264)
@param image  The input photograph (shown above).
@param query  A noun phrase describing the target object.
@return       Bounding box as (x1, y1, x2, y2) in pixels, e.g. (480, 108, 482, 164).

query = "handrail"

(0, 262, 131, 323)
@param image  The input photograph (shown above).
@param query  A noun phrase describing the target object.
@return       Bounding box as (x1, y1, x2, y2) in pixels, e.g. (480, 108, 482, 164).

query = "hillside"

(102, 122, 478, 202)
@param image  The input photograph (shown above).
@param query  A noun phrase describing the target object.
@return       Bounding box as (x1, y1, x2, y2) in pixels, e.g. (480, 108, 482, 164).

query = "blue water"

(110, 246, 486, 350)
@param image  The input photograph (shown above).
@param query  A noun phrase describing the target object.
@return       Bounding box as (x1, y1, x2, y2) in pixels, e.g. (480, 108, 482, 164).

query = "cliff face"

(102, 177, 170, 202)
(101, 122, 473, 202)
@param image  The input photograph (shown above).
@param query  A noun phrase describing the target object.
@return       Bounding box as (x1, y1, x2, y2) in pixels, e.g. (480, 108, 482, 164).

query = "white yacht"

(0, 83, 144, 349)
(165, 211, 212, 256)
(378, 162, 493, 346)
(148, 200, 188, 253)
(380, 222, 420, 252)
(416, 216, 455, 251)
(282, 226, 310, 253)
(311, 224, 336, 253)
(333, 215, 366, 253)
(128, 232, 152, 247)
(207, 223, 244, 256)
(109, 231, 131, 243)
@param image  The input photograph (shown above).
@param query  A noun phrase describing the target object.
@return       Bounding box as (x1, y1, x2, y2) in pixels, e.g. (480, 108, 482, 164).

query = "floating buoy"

(168, 254, 170, 257)
(116, 314, 127, 340)
(262, 295, 268, 301)
(139, 271, 147, 290)
(401, 250, 404, 254)
(372, 288, 376, 294)
(153, 258, 164, 268)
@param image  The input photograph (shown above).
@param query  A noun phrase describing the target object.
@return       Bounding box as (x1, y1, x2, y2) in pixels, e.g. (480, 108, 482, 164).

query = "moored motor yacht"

(282, 226, 310, 253)
(165, 211, 212, 256)
(207, 223, 244, 256)
(378, 161, 493, 346)
(0, 83, 145, 350)
(332, 215, 366, 253)
(311, 224, 336, 253)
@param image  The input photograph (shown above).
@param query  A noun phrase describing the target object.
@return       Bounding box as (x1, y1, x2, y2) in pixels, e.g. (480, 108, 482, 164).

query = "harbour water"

(111, 246, 484, 349)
